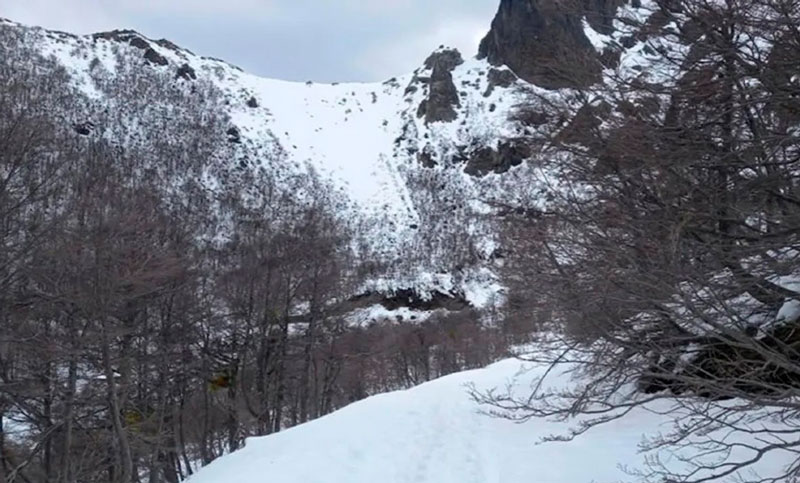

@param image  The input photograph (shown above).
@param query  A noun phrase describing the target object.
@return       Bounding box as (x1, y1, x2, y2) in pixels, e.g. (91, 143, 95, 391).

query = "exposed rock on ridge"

(416, 48, 464, 123)
(464, 141, 531, 177)
(478, 0, 625, 89)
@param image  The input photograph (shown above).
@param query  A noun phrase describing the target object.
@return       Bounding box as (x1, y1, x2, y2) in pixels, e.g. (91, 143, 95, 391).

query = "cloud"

(1, 0, 277, 32)
(0, 0, 499, 82)
(1, 0, 118, 33)
(118, 0, 277, 16)
(355, 16, 490, 80)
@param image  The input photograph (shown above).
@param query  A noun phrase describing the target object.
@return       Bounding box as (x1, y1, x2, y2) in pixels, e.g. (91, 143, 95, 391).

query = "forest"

(1, 0, 800, 482)
(0, 34, 510, 483)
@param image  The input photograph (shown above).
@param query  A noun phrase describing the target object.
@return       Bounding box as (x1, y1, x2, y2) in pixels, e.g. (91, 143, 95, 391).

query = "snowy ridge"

(0, 0, 684, 308)
(0, 18, 534, 307)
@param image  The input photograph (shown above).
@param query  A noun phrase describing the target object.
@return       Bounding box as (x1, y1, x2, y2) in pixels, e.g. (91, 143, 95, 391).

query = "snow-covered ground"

(187, 357, 793, 483)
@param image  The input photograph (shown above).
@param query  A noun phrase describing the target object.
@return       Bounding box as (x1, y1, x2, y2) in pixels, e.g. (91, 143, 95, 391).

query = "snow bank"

(188, 357, 792, 483)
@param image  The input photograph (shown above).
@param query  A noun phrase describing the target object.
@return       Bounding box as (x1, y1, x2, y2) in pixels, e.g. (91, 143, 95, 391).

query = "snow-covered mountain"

(0, 0, 674, 312)
(5, 1, 800, 482)
(0, 18, 532, 308)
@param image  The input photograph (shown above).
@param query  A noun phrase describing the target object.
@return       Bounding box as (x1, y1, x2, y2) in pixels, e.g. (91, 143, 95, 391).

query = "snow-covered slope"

(0, 0, 682, 309)
(187, 356, 792, 483)
(0, 17, 542, 306)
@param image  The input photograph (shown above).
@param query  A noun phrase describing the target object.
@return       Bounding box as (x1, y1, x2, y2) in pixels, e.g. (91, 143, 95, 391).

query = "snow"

(0, 17, 559, 305)
(346, 304, 438, 327)
(582, 20, 614, 51)
(778, 299, 800, 323)
(227, 74, 416, 219)
(188, 357, 793, 483)
(462, 267, 505, 309)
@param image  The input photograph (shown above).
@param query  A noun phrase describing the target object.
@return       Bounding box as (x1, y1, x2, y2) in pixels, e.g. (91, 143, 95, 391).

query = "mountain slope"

(0, 0, 673, 310)
(187, 356, 793, 483)
(0, 17, 542, 307)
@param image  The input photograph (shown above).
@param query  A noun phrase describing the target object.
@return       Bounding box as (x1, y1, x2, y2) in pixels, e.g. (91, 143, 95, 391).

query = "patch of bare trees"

(0, 26, 508, 483)
(482, 0, 800, 481)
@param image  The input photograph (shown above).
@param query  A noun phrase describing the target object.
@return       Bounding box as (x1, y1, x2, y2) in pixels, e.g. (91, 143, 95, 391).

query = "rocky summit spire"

(478, 0, 624, 89)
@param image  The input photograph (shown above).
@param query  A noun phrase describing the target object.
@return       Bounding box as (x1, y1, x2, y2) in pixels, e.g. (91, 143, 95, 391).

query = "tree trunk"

(0, 410, 7, 482)
(102, 327, 133, 483)
(58, 355, 77, 483)
(299, 296, 318, 424)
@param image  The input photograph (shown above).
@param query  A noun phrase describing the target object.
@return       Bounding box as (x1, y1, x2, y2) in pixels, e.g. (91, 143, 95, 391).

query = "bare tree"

(480, 1, 800, 481)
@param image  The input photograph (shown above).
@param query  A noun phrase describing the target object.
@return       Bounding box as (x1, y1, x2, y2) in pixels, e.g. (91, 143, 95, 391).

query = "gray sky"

(1, 0, 499, 82)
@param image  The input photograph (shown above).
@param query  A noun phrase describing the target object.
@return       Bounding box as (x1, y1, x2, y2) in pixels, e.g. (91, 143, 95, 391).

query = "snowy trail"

(189, 358, 793, 483)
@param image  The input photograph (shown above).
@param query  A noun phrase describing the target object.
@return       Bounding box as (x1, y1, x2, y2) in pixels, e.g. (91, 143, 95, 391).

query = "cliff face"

(478, 0, 626, 88)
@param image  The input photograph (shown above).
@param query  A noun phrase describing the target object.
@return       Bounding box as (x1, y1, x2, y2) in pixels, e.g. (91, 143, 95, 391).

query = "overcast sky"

(1, 0, 499, 82)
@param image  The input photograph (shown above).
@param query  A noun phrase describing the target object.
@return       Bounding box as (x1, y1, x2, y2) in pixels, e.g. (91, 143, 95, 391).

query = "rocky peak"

(93, 29, 170, 66)
(92, 29, 148, 47)
(478, 0, 625, 89)
(416, 48, 464, 123)
(423, 48, 464, 72)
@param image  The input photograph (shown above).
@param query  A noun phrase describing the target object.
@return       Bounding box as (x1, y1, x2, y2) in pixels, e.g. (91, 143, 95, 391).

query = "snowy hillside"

(0, 0, 674, 309)
(187, 356, 793, 483)
(3, 1, 800, 482)
(0, 17, 544, 307)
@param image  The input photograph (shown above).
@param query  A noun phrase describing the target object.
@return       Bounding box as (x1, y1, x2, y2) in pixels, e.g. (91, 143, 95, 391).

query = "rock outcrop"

(416, 49, 464, 123)
(478, 0, 624, 89)
(464, 141, 531, 177)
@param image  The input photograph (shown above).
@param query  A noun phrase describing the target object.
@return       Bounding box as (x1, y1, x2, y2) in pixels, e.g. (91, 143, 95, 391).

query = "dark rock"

(483, 68, 517, 97)
(512, 106, 549, 126)
(352, 289, 471, 312)
(599, 47, 622, 69)
(417, 147, 437, 168)
(246, 96, 259, 108)
(417, 49, 464, 123)
(680, 17, 705, 43)
(99, 29, 137, 44)
(73, 121, 95, 136)
(416, 99, 429, 119)
(557, 101, 611, 147)
(94, 30, 176, 71)
(176, 63, 196, 80)
(129, 37, 151, 51)
(478, 0, 614, 89)
(144, 48, 168, 66)
(464, 140, 531, 176)
(155, 38, 188, 53)
(640, 319, 800, 399)
(619, 35, 637, 48)
(424, 48, 464, 71)
(226, 127, 242, 144)
(583, 0, 626, 35)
